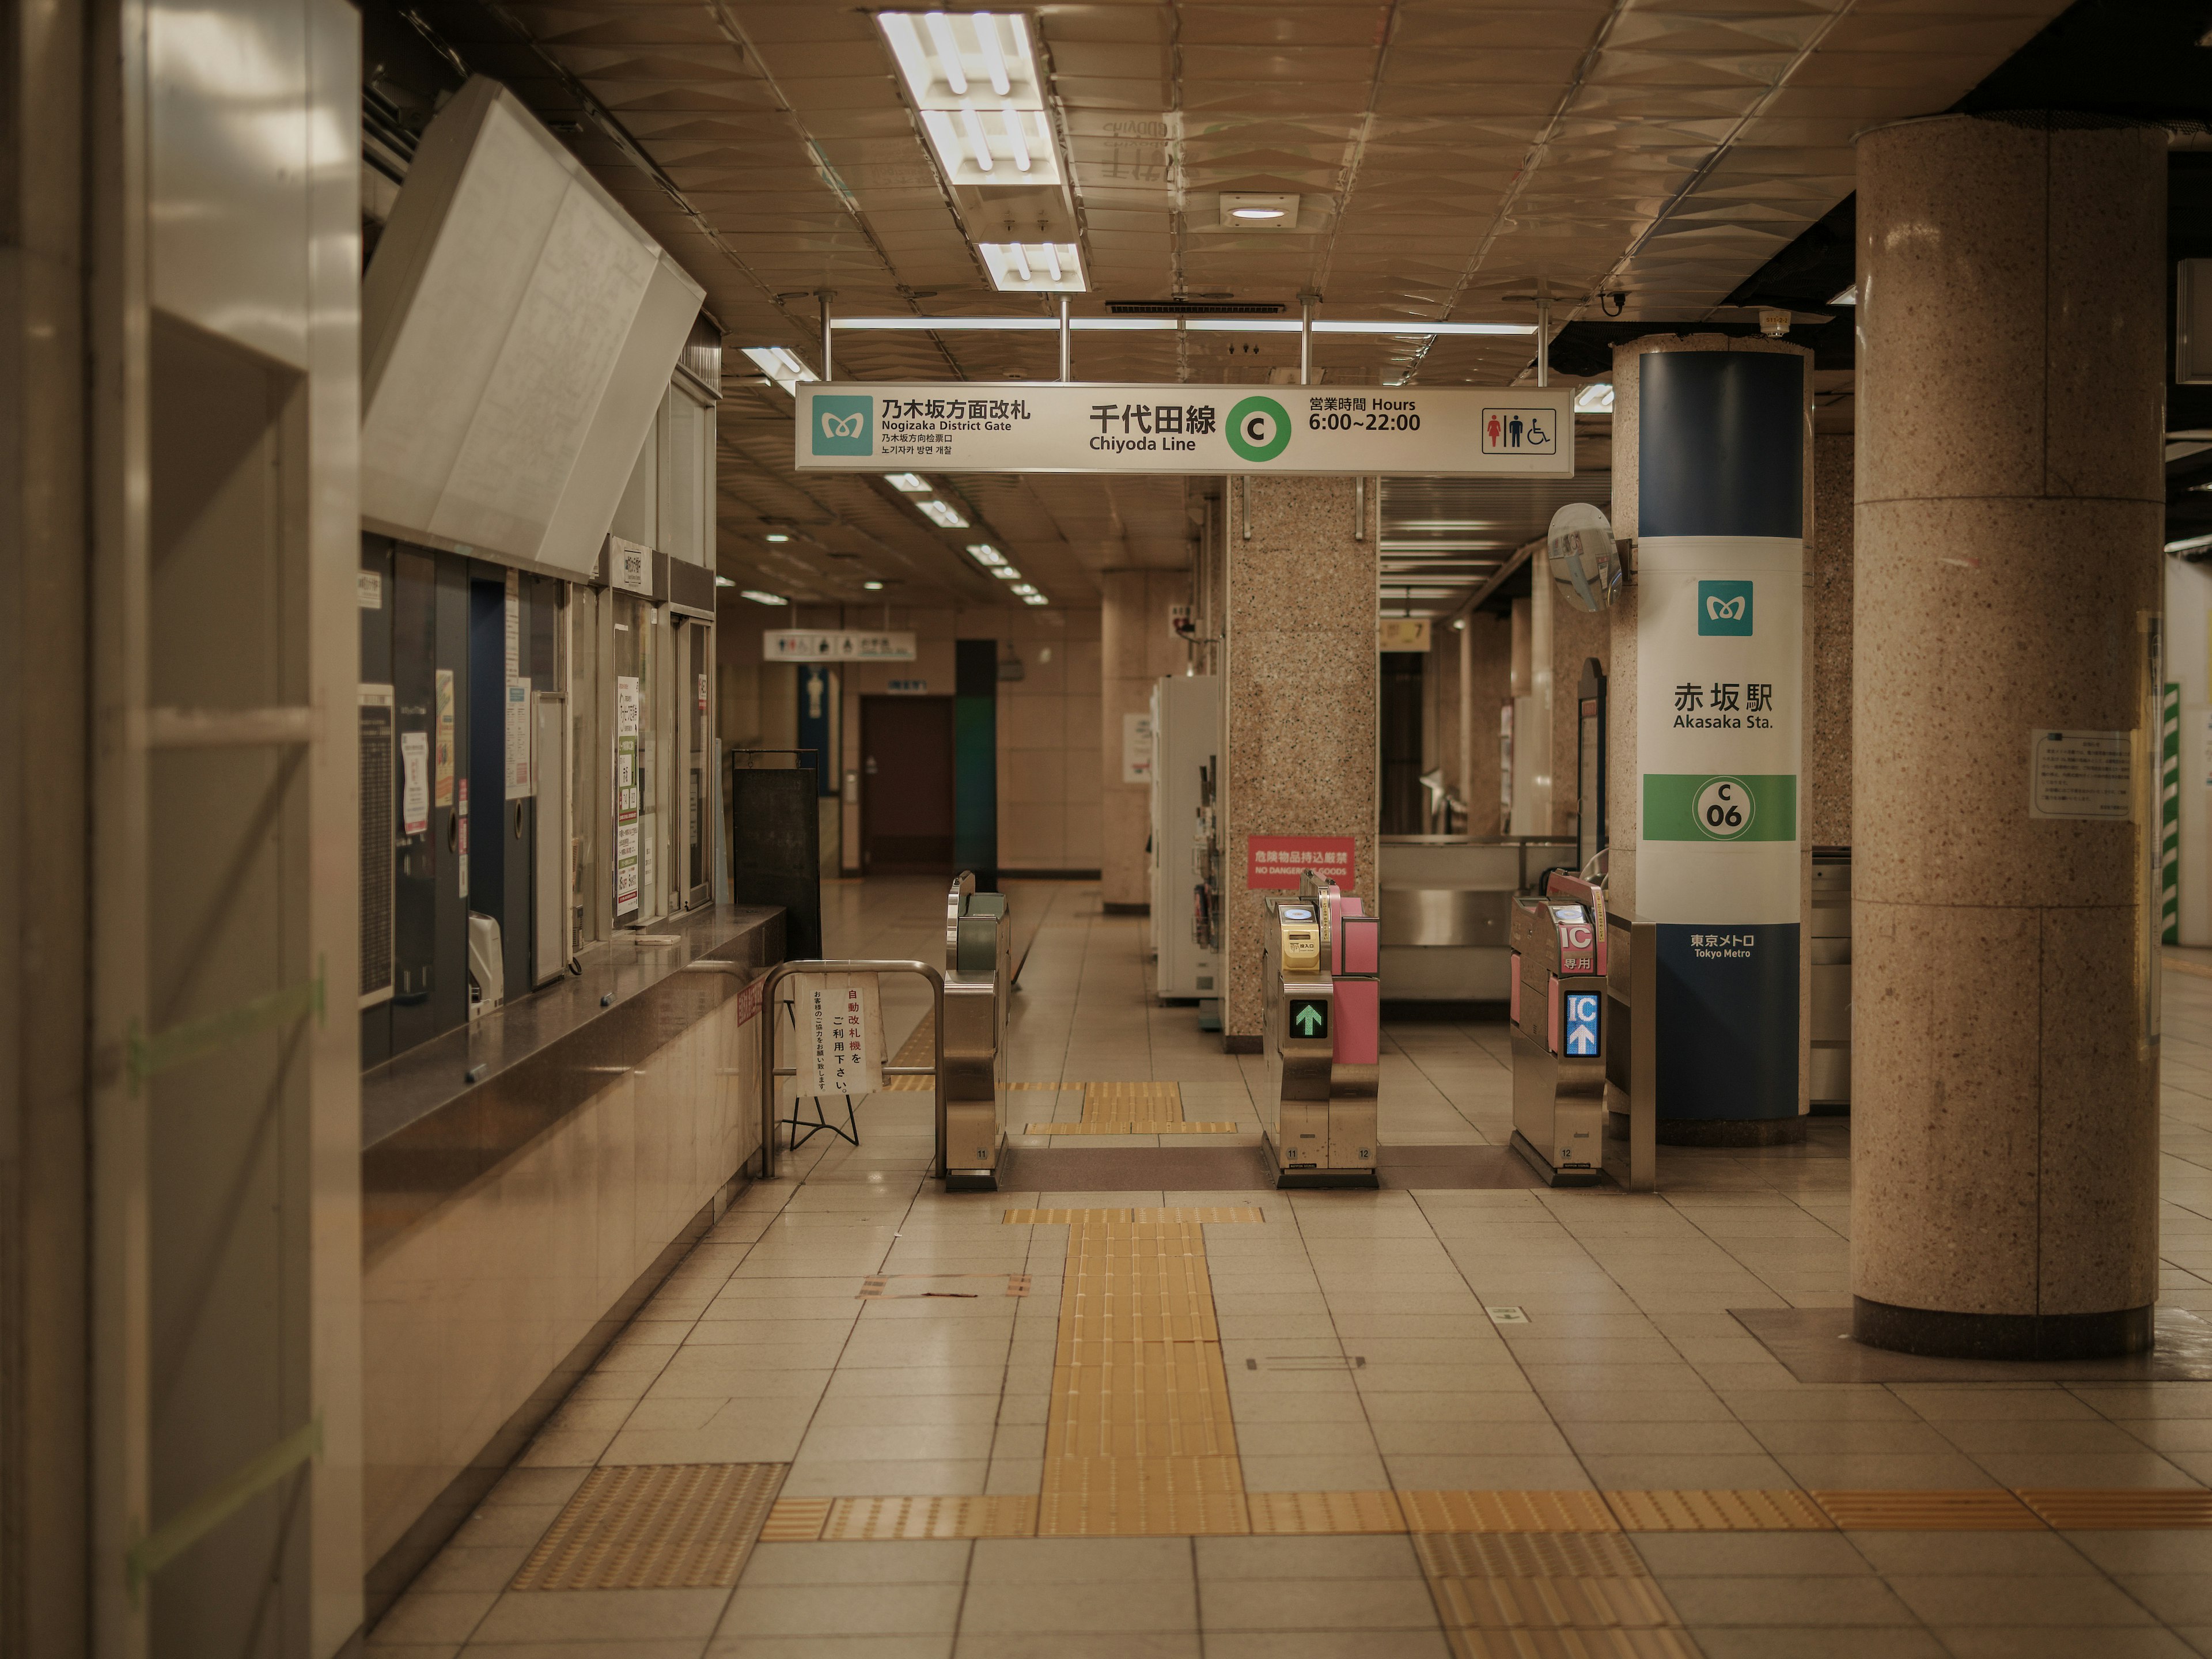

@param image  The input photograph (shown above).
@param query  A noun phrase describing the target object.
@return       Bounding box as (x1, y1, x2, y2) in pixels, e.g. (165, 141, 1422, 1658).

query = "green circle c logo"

(1226, 395, 1292, 463)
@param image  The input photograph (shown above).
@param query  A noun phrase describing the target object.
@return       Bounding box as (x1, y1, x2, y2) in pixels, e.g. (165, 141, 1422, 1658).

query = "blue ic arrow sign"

(1292, 1003, 1325, 1037)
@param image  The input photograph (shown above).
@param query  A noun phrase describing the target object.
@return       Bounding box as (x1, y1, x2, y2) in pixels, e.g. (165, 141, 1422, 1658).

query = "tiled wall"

(717, 600, 1103, 874)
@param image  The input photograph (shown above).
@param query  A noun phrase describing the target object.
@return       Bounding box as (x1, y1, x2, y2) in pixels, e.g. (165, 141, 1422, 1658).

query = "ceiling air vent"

(1105, 300, 1285, 316)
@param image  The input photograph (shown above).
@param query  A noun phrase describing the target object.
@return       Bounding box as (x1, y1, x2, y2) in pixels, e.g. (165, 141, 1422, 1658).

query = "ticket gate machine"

(1509, 873, 1608, 1187)
(1259, 875, 1381, 1188)
(942, 873, 1010, 1192)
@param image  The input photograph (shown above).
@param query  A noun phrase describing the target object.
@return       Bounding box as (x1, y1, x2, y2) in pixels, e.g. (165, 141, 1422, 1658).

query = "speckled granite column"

(1221, 475, 1378, 1048)
(1853, 115, 2167, 1359)
(1612, 335, 1814, 1146)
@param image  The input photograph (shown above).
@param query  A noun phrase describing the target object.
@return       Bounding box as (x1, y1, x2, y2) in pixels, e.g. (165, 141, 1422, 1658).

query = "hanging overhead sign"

(764, 629, 918, 663)
(794, 383, 1575, 478)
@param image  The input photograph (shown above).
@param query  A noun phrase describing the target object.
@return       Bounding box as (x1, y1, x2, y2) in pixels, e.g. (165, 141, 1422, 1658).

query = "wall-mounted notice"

(605, 534, 652, 594)
(796, 971, 884, 1097)
(796, 382, 1575, 478)
(357, 570, 382, 609)
(764, 628, 918, 663)
(434, 668, 455, 807)
(2030, 729, 2133, 820)
(1123, 713, 1154, 783)
(505, 680, 532, 798)
(1247, 834, 1356, 891)
(400, 732, 430, 836)
(615, 675, 642, 915)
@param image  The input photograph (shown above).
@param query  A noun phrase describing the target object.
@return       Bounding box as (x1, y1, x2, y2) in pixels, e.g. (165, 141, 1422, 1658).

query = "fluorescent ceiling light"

(966, 542, 1006, 566)
(2167, 533, 2212, 554)
(740, 589, 788, 606)
(714, 575, 734, 587)
(992, 565, 1021, 579)
(880, 12, 1043, 109)
(916, 499, 969, 528)
(979, 241, 1086, 294)
(1233, 207, 1284, 220)
(884, 472, 930, 491)
(1010, 584, 1039, 596)
(831, 316, 1533, 336)
(863, 580, 885, 590)
(764, 532, 790, 543)
(741, 344, 817, 394)
(1021, 593, 1048, 605)
(1573, 382, 1615, 414)
(1829, 284, 1857, 305)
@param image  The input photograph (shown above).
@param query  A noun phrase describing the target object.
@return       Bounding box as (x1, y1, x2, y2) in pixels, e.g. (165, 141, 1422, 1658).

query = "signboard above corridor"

(794, 382, 1575, 478)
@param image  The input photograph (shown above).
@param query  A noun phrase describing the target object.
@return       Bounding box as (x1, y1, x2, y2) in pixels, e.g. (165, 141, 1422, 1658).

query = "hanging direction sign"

(796, 382, 1575, 478)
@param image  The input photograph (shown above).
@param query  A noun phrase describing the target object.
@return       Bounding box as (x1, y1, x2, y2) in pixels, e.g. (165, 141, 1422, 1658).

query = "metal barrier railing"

(755, 959, 944, 1180)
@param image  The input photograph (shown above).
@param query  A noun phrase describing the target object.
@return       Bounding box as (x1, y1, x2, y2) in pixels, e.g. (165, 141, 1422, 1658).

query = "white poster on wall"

(614, 674, 642, 915)
(400, 732, 429, 836)
(1122, 713, 1154, 784)
(505, 680, 533, 798)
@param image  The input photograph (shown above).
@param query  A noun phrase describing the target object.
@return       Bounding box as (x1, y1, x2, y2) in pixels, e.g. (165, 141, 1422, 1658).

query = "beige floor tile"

(1195, 1536, 1423, 1581)
(469, 1588, 732, 1643)
(1684, 1628, 1947, 1659)
(703, 1638, 951, 1659)
(1379, 1452, 1595, 1489)
(956, 1578, 1198, 1634)
(1630, 1532, 1871, 1577)
(1196, 1630, 1450, 1659)
(740, 1542, 972, 1585)
(717, 1583, 964, 1638)
(1196, 1577, 1438, 1632)
(368, 1591, 498, 1646)
(948, 1638, 1199, 1659)
(1926, 1631, 2196, 1659)
(1884, 1574, 2159, 1627)
(778, 1458, 990, 1497)
(968, 1538, 1194, 1581)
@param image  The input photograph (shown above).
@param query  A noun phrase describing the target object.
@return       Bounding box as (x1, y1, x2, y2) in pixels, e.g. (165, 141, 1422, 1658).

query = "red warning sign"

(1247, 835, 1356, 891)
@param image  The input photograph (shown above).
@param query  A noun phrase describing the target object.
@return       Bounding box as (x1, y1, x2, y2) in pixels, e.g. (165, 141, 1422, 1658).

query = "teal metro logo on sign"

(812, 395, 874, 456)
(1698, 579, 1753, 636)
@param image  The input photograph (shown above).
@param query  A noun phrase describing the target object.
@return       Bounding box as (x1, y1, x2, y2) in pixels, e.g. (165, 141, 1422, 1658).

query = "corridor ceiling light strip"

(882, 12, 1059, 188)
(979, 242, 1086, 294)
(991, 565, 1022, 579)
(1573, 383, 1615, 413)
(2168, 533, 2212, 554)
(741, 345, 819, 393)
(966, 542, 1007, 566)
(916, 499, 969, 528)
(740, 590, 788, 606)
(1021, 593, 1049, 605)
(884, 472, 930, 492)
(828, 316, 1533, 335)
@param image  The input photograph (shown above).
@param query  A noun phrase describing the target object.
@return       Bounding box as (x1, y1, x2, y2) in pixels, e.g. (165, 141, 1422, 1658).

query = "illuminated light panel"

(916, 499, 969, 529)
(764, 533, 790, 543)
(991, 566, 1021, 579)
(1010, 584, 1038, 596)
(966, 543, 1006, 566)
(1021, 593, 1049, 606)
(884, 472, 930, 492)
(740, 590, 788, 607)
(881, 13, 1059, 188)
(714, 575, 734, 588)
(862, 581, 884, 591)
(741, 345, 817, 393)
(1574, 383, 1616, 414)
(1218, 191, 1301, 231)
(980, 241, 1086, 294)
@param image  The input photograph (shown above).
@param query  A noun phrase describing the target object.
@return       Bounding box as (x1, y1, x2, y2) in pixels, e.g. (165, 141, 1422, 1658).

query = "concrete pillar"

(1852, 115, 2168, 1359)
(1100, 569, 1190, 911)
(1222, 475, 1378, 1047)
(1611, 336, 1813, 1143)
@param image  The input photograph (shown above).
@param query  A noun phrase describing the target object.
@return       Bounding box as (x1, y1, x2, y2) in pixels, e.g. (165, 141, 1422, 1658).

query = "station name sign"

(796, 382, 1575, 478)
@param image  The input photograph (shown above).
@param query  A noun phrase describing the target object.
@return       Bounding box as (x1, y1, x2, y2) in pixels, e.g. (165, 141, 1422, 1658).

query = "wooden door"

(861, 696, 956, 873)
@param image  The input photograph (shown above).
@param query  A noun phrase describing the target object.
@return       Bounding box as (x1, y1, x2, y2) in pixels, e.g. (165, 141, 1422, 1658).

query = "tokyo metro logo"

(812, 395, 874, 456)
(1698, 579, 1753, 635)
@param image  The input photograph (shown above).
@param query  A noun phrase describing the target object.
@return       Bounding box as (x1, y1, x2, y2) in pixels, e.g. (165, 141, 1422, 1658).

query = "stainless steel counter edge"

(359, 903, 785, 1262)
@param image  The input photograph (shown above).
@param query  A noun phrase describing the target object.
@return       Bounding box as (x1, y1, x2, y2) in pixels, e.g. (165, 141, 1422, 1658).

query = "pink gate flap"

(1332, 978, 1379, 1066)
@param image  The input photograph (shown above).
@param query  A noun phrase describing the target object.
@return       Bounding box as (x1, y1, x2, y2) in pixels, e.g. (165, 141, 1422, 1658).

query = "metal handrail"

(755, 959, 945, 1179)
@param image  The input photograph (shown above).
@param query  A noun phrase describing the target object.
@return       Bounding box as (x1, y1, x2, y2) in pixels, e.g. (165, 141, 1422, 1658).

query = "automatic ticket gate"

(941, 873, 1010, 1191)
(1259, 876, 1381, 1188)
(1509, 873, 1608, 1187)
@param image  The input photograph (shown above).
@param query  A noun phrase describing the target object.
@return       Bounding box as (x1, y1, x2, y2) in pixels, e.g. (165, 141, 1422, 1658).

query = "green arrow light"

(1293, 1003, 1325, 1037)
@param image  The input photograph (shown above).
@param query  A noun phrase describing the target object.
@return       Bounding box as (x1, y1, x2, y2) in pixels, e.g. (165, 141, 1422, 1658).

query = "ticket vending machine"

(1509, 872, 1608, 1186)
(1259, 875, 1381, 1188)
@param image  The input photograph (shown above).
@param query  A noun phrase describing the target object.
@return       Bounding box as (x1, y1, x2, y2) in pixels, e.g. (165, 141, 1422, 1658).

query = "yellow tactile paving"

(1008, 1205, 1263, 1537)
(2019, 1488, 2212, 1529)
(819, 1495, 1040, 1540)
(1082, 1081, 1185, 1123)
(759, 1497, 832, 1542)
(1402, 1490, 1622, 1534)
(510, 1464, 784, 1589)
(1444, 1630, 1700, 1659)
(1416, 1532, 1650, 1578)
(1430, 1572, 1683, 1632)
(1248, 1490, 1409, 1535)
(1812, 1490, 2045, 1530)
(1604, 1489, 1834, 1532)
(1023, 1120, 1243, 1135)
(1004, 1207, 1265, 1225)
